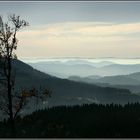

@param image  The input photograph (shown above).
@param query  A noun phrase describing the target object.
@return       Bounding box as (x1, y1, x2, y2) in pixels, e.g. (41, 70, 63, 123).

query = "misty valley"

(27, 58, 140, 94)
(1, 1, 140, 138)
(1, 58, 140, 137)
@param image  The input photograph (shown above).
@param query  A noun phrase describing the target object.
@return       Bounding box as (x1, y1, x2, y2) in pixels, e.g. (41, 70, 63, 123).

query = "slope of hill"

(94, 75, 140, 85)
(1, 59, 140, 107)
(68, 72, 140, 93)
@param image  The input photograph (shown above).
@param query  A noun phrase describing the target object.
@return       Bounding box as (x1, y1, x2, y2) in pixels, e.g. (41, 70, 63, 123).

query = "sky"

(0, 1, 140, 59)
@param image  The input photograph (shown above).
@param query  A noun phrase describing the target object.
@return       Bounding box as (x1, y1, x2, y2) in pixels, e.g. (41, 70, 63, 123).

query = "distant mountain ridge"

(68, 72, 140, 86)
(68, 72, 140, 94)
(28, 60, 140, 78)
(1, 59, 140, 106)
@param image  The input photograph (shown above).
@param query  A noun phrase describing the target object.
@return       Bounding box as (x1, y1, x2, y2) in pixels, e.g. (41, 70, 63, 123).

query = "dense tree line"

(1, 102, 140, 138)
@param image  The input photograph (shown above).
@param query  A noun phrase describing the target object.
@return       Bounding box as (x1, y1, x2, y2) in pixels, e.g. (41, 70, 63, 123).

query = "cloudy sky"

(0, 1, 140, 58)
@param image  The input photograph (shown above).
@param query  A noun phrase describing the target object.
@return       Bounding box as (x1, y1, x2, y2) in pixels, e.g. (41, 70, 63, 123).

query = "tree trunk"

(7, 56, 16, 137)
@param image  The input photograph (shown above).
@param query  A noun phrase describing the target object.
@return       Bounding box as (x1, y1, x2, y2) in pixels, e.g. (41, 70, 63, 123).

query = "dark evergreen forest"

(1, 102, 140, 138)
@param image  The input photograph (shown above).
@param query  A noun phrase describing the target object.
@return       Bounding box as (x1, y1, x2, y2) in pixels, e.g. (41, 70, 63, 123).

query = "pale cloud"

(16, 21, 140, 58)
(18, 21, 140, 38)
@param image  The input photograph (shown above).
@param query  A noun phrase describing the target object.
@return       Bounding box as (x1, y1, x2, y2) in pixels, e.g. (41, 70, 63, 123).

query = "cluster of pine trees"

(1, 102, 140, 138)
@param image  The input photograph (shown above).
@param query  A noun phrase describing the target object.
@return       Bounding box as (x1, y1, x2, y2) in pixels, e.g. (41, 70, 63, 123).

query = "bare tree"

(0, 14, 51, 137)
(0, 14, 29, 136)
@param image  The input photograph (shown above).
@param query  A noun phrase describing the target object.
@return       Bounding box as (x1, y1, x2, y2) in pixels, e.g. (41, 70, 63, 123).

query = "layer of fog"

(21, 58, 140, 79)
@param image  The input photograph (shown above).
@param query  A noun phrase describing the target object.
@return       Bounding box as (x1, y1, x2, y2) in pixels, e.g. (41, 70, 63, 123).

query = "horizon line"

(19, 57, 140, 60)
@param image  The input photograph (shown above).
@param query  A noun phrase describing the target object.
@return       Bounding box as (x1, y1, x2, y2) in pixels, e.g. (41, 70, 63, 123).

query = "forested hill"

(1, 103, 140, 137)
(5, 59, 140, 105)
